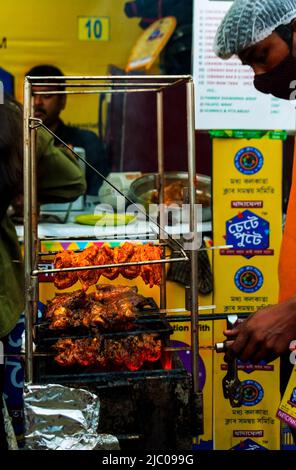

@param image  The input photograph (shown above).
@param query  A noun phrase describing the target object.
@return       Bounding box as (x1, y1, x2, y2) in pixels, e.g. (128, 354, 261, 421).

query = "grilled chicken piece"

(99, 245, 120, 280)
(73, 337, 105, 367)
(87, 299, 136, 331)
(92, 284, 138, 303)
(74, 340, 96, 367)
(105, 340, 129, 366)
(120, 292, 147, 308)
(54, 338, 76, 366)
(92, 285, 146, 310)
(45, 294, 72, 320)
(83, 302, 105, 328)
(53, 243, 163, 291)
(78, 299, 136, 330)
(54, 250, 78, 290)
(105, 299, 136, 330)
(118, 242, 134, 260)
(140, 244, 162, 288)
(119, 242, 141, 280)
(45, 286, 148, 331)
(54, 337, 106, 367)
(121, 336, 145, 371)
(45, 290, 87, 330)
(50, 315, 69, 330)
(45, 290, 86, 318)
(125, 353, 144, 371)
(115, 297, 138, 318)
(123, 249, 142, 279)
(142, 334, 162, 362)
(73, 245, 100, 291)
(49, 308, 87, 330)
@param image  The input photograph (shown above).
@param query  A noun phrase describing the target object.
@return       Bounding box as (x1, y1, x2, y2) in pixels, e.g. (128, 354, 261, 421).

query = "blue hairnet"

(214, 0, 296, 59)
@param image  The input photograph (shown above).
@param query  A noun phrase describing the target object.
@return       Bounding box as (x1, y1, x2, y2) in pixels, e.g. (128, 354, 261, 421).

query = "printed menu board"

(193, 0, 296, 130)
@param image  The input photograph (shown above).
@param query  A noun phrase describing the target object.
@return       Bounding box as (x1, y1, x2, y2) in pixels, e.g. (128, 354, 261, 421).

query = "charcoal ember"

(52, 334, 163, 371)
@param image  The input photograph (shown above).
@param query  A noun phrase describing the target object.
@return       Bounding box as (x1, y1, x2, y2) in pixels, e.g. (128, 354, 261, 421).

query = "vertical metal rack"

(23, 75, 203, 435)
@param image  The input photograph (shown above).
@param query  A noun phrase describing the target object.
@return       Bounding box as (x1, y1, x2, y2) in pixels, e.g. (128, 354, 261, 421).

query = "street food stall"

(22, 75, 210, 450)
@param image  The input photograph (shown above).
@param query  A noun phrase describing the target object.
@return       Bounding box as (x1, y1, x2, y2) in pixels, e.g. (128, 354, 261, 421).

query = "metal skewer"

(32, 257, 189, 276)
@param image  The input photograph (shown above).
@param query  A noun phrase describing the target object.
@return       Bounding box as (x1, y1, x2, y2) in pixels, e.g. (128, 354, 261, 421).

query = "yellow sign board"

(213, 138, 283, 315)
(212, 138, 283, 450)
(277, 365, 296, 429)
(214, 324, 281, 451)
(126, 16, 176, 72)
(78, 17, 110, 42)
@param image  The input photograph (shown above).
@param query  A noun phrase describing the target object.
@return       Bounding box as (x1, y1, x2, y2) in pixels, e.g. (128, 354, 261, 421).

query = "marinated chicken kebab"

(53, 334, 162, 371)
(53, 242, 163, 290)
(45, 285, 148, 331)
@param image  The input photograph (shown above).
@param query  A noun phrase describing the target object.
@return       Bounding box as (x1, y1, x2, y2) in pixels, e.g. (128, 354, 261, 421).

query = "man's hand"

(224, 296, 296, 363)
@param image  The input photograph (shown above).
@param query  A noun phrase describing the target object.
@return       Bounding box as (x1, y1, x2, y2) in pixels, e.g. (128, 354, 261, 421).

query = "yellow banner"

(277, 365, 296, 429)
(126, 17, 176, 72)
(212, 138, 283, 450)
(213, 322, 280, 450)
(213, 139, 283, 315)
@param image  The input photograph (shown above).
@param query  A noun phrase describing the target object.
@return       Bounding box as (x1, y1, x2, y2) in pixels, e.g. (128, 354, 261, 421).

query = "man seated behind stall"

(26, 65, 110, 196)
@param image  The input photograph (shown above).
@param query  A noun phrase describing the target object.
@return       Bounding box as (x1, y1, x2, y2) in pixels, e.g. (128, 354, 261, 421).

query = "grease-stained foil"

(24, 384, 119, 450)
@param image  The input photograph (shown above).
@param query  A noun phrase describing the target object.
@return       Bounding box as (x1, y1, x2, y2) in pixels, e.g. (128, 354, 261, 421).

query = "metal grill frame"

(23, 74, 202, 434)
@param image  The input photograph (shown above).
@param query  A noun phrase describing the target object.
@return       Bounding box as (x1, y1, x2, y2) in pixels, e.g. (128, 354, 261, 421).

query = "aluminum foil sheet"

(24, 384, 119, 450)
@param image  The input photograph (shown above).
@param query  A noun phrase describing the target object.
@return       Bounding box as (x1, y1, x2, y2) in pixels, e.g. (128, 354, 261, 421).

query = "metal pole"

(23, 79, 34, 383)
(28, 74, 190, 81)
(186, 80, 203, 436)
(157, 91, 167, 310)
(32, 256, 189, 276)
(30, 96, 39, 356)
(119, 94, 127, 172)
(30, 98, 38, 268)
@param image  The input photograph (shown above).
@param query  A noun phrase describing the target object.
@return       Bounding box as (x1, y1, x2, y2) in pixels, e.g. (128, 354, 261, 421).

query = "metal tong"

(220, 315, 243, 408)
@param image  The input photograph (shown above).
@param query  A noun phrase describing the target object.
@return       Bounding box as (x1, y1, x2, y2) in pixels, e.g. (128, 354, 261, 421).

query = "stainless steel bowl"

(127, 172, 212, 222)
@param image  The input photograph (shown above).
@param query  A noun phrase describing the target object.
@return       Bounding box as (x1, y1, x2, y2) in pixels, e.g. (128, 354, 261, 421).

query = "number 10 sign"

(78, 17, 110, 41)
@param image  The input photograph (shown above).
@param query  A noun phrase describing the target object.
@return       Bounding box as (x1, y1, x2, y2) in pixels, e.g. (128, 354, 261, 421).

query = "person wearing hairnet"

(214, 0, 296, 439)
